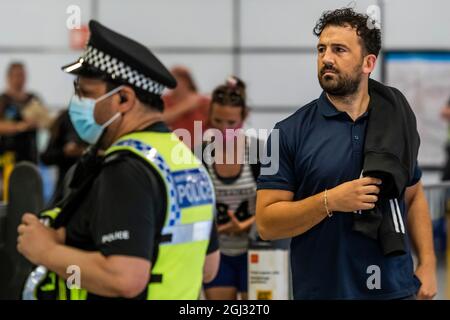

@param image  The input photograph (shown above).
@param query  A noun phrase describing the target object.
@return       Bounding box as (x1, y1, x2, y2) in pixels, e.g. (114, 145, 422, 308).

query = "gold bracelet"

(324, 189, 333, 217)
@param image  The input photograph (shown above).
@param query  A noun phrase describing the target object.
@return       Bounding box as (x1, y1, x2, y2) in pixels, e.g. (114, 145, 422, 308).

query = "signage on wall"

(70, 24, 90, 50)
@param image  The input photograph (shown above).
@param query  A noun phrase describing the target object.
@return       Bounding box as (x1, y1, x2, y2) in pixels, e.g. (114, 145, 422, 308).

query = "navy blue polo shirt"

(257, 92, 422, 300)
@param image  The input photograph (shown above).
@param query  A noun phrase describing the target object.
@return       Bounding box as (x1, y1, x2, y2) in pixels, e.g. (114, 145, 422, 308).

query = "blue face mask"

(69, 85, 124, 145)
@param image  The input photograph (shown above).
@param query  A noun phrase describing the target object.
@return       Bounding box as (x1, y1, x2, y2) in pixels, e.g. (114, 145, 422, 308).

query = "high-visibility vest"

(24, 131, 215, 300)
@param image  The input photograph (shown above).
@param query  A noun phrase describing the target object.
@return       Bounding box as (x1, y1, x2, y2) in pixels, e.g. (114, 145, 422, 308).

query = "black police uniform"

(47, 20, 218, 299)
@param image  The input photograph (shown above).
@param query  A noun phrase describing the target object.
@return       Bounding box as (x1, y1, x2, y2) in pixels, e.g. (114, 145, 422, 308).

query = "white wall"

(383, 0, 450, 49)
(0, 0, 92, 48)
(0, 0, 449, 130)
(97, 0, 234, 48)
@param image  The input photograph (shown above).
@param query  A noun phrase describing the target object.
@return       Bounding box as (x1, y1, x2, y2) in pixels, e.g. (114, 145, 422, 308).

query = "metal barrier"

(423, 181, 450, 299)
(423, 181, 450, 254)
(423, 181, 450, 220)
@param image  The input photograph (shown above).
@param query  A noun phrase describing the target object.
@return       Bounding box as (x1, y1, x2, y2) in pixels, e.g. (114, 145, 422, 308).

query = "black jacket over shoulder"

(364, 79, 420, 198)
(353, 78, 420, 256)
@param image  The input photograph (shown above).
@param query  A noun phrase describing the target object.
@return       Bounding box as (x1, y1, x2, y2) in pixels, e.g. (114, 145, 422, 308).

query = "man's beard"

(318, 64, 362, 96)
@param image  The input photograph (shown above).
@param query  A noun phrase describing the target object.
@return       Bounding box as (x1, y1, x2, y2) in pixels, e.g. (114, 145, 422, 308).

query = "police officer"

(17, 20, 219, 300)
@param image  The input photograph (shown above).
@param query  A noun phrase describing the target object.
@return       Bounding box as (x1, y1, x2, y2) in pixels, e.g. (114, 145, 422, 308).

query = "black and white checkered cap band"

(80, 45, 166, 95)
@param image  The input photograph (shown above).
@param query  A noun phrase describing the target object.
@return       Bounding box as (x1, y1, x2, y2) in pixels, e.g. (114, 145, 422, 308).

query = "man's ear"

(363, 54, 377, 75)
(116, 86, 135, 113)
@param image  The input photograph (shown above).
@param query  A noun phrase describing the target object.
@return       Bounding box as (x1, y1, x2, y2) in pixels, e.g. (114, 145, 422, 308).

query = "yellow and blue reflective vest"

(24, 130, 215, 300)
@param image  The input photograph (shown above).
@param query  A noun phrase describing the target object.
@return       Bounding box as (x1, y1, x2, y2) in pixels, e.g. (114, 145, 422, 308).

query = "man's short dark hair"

(313, 7, 381, 57)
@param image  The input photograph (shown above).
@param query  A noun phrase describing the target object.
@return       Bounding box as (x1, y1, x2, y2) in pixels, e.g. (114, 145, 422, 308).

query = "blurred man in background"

(440, 97, 450, 180)
(40, 109, 87, 204)
(0, 62, 48, 163)
(162, 66, 210, 149)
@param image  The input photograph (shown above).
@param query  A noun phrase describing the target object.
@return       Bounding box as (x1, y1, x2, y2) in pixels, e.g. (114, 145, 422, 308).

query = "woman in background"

(203, 76, 261, 300)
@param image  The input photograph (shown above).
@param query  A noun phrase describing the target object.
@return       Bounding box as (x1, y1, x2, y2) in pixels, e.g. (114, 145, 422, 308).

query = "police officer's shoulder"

(103, 150, 145, 169)
(103, 151, 126, 166)
(102, 150, 163, 188)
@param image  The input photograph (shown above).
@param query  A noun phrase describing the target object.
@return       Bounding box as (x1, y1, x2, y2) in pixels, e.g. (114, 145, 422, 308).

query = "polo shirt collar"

(318, 91, 370, 121)
(318, 91, 344, 118)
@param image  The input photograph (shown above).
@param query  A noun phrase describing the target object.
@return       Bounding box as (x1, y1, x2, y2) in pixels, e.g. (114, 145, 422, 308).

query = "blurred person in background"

(440, 97, 450, 180)
(40, 109, 87, 204)
(439, 98, 450, 253)
(203, 76, 260, 300)
(162, 65, 210, 149)
(0, 62, 48, 163)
